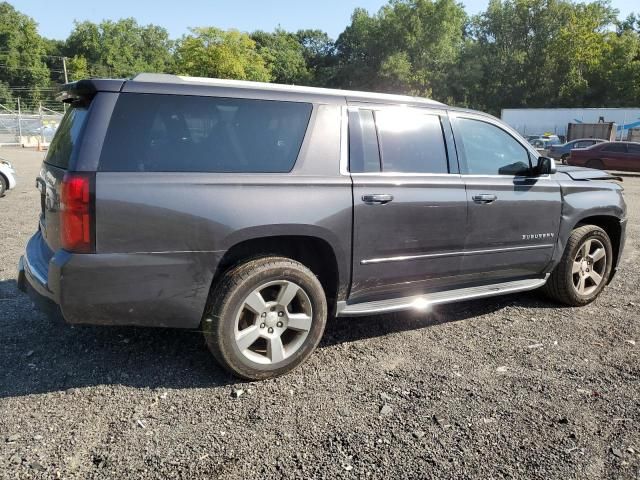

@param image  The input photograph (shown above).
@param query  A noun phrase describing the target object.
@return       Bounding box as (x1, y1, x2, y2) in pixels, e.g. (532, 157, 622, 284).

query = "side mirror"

(535, 156, 557, 175)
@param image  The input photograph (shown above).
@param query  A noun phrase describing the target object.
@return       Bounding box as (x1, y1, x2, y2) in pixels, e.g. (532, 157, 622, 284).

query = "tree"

(0, 2, 49, 102)
(65, 18, 174, 77)
(67, 55, 90, 82)
(296, 29, 337, 85)
(175, 27, 270, 81)
(251, 29, 310, 84)
(334, 0, 467, 99)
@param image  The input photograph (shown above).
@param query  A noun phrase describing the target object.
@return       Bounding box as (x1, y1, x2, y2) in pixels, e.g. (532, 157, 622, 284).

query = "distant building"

(501, 108, 640, 140)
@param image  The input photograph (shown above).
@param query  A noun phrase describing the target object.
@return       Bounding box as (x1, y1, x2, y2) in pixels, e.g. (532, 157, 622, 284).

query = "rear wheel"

(542, 225, 612, 306)
(202, 256, 327, 380)
(586, 159, 604, 170)
(0, 174, 7, 197)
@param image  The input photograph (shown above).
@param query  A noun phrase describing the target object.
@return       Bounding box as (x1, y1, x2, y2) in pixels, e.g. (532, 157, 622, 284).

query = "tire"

(0, 174, 6, 197)
(586, 159, 604, 170)
(202, 256, 327, 380)
(542, 225, 613, 306)
(560, 154, 569, 165)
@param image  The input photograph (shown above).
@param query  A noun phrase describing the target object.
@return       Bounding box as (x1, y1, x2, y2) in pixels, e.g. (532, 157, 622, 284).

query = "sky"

(13, 0, 639, 40)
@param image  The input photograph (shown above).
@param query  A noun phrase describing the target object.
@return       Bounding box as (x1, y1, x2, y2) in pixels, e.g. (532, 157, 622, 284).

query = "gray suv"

(18, 74, 627, 380)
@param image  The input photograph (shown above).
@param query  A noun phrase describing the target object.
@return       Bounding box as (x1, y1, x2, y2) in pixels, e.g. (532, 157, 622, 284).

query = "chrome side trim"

(337, 275, 549, 317)
(361, 244, 555, 265)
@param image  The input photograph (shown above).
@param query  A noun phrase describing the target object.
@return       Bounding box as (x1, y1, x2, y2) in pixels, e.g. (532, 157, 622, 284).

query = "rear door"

(599, 143, 628, 170)
(37, 105, 90, 252)
(449, 112, 561, 283)
(626, 143, 640, 171)
(349, 105, 468, 302)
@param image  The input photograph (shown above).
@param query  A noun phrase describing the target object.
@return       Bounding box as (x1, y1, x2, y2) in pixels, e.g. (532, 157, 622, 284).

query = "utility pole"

(17, 98, 22, 143)
(62, 56, 69, 84)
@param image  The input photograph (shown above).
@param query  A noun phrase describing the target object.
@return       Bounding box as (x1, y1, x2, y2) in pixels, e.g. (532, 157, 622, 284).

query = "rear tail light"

(60, 172, 95, 253)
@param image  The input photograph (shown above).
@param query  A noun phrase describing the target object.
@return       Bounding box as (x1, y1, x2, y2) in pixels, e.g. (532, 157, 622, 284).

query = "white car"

(0, 158, 17, 196)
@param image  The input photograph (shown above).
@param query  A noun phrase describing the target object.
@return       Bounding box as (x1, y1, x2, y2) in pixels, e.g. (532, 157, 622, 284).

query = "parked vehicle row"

(567, 141, 640, 172)
(17, 74, 627, 379)
(548, 138, 607, 163)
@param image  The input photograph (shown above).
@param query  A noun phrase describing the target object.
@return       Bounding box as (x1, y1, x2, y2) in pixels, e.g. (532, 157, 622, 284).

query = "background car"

(0, 157, 17, 196)
(567, 141, 640, 172)
(548, 138, 607, 163)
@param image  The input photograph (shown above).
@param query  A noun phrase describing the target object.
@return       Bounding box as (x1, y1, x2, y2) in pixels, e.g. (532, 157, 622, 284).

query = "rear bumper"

(18, 230, 221, 329)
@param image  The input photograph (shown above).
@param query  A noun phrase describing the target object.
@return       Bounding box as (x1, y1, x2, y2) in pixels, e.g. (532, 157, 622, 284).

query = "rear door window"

(99, 94, 312, 173)
(627, 143, 640, 154)
(348, 109, 380, 173)
(44, 106, 89, 169)
(601, 143, 627, 153)
(375, 109, 449, 174)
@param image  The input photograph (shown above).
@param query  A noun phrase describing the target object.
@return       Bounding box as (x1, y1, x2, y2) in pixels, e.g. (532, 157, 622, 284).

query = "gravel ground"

(0, 148, 638, 479)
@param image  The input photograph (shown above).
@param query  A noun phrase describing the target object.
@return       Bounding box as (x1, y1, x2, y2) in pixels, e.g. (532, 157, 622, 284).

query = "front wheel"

(542, 225, 613, 306)
(203, 257, 327, 380)
(560, 154, 569, 165)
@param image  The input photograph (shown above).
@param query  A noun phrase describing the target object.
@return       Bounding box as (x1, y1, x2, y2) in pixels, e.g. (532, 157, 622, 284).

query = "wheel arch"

(211, 234, 344, 314)
(573, 215, 623, 279)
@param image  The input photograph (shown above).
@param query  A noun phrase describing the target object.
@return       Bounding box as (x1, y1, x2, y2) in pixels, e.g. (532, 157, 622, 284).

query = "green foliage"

(295, 29, 337, 86)
(0, 2, 49, 100)
(64, 18, 174, 77)
(251, 29, 310, 84)
(175, 27, 270, 81)
(335, 0, 467, 98)
(0, 80, 13, 105)
(1, 0, 639, 113)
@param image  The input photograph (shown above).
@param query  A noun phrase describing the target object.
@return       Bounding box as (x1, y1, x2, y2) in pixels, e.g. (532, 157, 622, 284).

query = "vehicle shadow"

(0, 278, 567, 398)
(321, 290, 569, 348)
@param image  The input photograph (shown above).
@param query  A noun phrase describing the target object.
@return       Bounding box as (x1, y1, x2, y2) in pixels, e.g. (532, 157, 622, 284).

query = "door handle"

(362, 193, 394, 205)
(472, 194, 497, 204)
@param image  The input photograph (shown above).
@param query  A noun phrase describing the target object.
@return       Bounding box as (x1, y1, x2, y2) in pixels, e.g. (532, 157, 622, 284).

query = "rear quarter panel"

(86, 103, 352, 328)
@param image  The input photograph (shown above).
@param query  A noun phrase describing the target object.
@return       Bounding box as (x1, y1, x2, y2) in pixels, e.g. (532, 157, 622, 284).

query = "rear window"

(44, 106, 88, 169)
(99, 94, 312, 173)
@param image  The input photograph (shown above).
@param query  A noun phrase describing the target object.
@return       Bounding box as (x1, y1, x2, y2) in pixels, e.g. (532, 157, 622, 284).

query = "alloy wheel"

(572, 238, 607, 296)
(234, 280, 313, 364)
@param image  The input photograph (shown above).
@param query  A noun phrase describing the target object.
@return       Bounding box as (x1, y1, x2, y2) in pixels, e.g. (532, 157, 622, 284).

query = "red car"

(568, 141, 640, 172)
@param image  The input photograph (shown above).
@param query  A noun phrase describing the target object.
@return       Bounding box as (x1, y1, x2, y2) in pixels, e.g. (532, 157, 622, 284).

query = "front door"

(449, 112, 562, 283)
(348, 106, 468, 303)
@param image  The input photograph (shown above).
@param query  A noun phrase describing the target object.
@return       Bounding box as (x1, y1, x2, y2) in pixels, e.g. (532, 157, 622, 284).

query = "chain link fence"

(0, 103, 64, 147)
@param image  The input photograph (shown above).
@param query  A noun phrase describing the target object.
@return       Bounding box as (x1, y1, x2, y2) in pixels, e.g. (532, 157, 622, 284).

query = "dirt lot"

(0, 147, 638, 479)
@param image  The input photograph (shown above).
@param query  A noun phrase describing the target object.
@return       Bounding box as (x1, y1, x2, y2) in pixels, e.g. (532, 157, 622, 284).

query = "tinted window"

(349, 110, 380, 173)
(628, 143, 640, 153)
(375, 110, 448, 173)
(455, 118, 530, 175)
(99, 94, 312, 172)
(601, 143, 627, 153)
(44, 106, 88, 169)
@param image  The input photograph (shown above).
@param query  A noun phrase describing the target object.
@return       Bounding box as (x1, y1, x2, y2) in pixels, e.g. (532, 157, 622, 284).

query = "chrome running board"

(336, 276, 548, 317)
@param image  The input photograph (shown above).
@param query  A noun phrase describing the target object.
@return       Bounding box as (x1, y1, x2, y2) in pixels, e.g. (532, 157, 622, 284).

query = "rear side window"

(375, 110, 448, 174)
(628, 143, 640, 153)
(601, 143, 627, 153)
(99, 94, 312, 173)
(44, 106, 88, 169)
